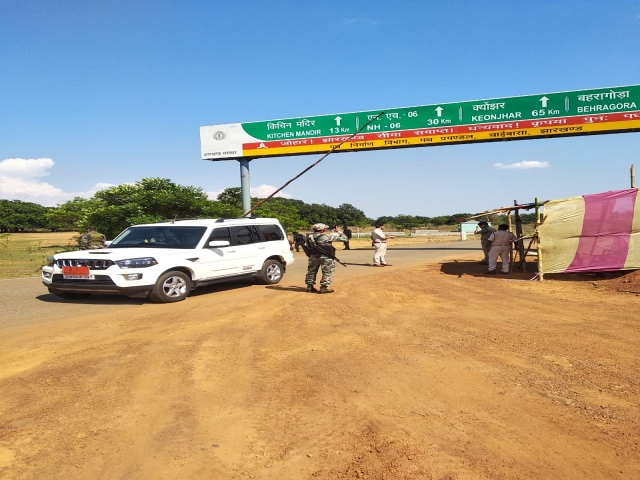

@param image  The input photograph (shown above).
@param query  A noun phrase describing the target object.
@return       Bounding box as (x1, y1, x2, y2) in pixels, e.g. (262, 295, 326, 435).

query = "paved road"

(1, 240, 479, 330)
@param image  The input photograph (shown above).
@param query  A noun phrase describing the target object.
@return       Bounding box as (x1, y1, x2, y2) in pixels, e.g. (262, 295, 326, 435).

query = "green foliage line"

(0, 178, 538, 239)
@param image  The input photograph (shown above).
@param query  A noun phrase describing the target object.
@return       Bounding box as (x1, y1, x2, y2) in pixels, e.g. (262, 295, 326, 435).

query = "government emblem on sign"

(213, 131, 226, 141)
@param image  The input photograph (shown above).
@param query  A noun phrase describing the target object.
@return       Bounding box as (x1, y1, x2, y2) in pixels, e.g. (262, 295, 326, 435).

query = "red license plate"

(62, 266, 90, 277)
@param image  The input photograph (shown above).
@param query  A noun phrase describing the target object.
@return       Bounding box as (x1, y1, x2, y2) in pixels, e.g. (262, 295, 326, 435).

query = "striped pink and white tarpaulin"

(537, 188, 640, 274)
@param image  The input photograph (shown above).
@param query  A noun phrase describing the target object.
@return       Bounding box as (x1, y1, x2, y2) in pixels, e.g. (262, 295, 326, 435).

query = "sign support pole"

(239, 159, 251, 216)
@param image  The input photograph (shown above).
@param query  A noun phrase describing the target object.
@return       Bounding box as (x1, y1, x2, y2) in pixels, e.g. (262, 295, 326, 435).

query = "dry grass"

(346, 235, 465, 248)
(0, 231, 473, 279)
(0, 232, 79, 279)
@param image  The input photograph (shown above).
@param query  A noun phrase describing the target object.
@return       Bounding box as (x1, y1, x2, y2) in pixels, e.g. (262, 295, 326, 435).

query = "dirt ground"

(1, 252, 639, 479)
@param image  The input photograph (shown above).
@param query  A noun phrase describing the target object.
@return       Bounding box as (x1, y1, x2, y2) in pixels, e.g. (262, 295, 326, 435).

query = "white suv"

(42, 218, 294, 303)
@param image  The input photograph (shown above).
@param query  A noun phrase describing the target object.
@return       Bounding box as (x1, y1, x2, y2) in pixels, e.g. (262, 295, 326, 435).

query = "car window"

(109, 226, 206, 248)
(232, 226, 259, 245)
(258, 224, 284, 241)
(207, 227, 232, 246)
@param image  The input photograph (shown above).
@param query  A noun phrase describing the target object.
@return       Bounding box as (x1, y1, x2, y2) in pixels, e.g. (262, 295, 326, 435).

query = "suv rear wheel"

(256, 259, 283, 285)
(148, 271, 191, 303)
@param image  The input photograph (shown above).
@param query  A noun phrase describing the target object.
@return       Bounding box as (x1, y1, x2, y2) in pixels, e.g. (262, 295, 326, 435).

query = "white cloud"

(0, 157, 114, 206)
(342, 17, 378, 25)
(207, 184, 292, 201)
(207, 190, 224, 200)
(0, 157, 54, 177)
(0, 158, 291, 207)
(251, 184, 292, 199)
(493, 161, 550, 169)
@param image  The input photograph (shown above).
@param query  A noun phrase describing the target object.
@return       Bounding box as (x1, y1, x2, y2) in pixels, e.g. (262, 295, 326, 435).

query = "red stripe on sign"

(566, 189, 638, 273)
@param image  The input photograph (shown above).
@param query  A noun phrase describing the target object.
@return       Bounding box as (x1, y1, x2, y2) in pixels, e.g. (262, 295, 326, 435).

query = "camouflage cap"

(312, 223, 329, 231)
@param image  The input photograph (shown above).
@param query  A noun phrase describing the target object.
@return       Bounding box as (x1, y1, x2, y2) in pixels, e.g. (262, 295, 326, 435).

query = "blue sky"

(1, 0, 639, 218)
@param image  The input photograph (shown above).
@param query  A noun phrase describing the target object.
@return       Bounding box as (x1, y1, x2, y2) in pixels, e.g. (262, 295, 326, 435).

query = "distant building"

(458, 221, 491, 234)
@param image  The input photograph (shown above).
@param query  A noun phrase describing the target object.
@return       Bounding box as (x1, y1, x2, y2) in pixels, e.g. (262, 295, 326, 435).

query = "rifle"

(305, 234, 347, 267)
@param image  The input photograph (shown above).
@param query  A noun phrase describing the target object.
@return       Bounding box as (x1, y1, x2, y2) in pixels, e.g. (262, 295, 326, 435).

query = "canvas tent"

(537, 188, 640, 274)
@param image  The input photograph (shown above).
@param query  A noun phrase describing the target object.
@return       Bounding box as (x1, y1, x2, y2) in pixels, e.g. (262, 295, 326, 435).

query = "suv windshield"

(109, 226, 207, 249)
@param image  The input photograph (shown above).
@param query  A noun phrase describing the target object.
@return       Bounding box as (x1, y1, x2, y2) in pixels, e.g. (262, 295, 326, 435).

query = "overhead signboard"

(200, 85, 640, 161)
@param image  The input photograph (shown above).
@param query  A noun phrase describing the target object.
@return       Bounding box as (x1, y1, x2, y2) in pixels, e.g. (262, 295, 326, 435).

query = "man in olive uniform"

(304, 223, 348, 294)
(78, 226, 107, 250)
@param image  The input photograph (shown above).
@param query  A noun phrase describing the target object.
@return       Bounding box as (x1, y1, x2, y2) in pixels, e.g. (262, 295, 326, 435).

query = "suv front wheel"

(148, 270, 191, 303)
(256, 259, 283, 285)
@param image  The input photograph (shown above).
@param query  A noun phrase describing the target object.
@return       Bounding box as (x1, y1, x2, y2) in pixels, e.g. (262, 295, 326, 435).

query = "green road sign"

(200, 85, 640, 160)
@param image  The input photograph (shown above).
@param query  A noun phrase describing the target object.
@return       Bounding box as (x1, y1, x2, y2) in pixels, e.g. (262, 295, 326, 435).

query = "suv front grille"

(52, 274, 116, 286)
(55, 259, 115, 270)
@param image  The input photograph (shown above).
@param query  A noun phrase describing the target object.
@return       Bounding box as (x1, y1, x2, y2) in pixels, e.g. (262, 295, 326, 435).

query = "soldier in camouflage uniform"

(304, 223, 348, 294)
(78, 226, 107, 250)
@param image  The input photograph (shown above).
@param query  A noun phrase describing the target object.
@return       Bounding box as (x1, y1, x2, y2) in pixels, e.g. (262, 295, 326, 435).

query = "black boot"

(306, 285, 318, 293)
(318, 286, 334, 294)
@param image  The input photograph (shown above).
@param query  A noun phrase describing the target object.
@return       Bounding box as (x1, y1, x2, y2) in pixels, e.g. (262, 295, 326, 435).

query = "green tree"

(335, 203, 368, 227)
(297, 202, 341, 227)
(0, 200, 49, 232)
(86, 178, 213, 238)
(45, 197, 93, 231)
(252, 198, 306, 233)
(519, 213, 537, 224)
(215, 187, 243, 209)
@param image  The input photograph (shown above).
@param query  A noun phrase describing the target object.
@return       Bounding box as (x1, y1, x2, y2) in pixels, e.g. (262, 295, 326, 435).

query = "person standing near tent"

(474, 221, 496, 265)
(486, 224, 516, 274)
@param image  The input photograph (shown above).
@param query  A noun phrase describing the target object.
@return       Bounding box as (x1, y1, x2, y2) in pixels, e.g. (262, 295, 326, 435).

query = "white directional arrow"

(539, 96, 549, 108)
(435, 106, 443, 117)
(335, 116, 342, 126)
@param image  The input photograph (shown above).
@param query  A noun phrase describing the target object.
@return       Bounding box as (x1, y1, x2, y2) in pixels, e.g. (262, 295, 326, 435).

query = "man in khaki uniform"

(474, 221, 496, 265)
(486, 224, 516, 274)
(371, 222, 394, 267)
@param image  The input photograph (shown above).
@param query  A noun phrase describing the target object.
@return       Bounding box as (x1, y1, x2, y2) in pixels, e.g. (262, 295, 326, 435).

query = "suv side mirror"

(208, 240, 230, 248)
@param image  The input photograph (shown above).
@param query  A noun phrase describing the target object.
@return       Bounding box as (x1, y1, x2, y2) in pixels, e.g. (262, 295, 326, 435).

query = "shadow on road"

(388, 247, 479, 251)
(36, 293, 147, 305)
(190, 278, 255, 296)
(266, 285, 309, 293)
(440, 260, 540, 280)
(36, 278, 257, 304)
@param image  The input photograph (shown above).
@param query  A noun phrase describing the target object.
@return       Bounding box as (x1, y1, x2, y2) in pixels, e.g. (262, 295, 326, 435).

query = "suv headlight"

(116, 257, 158, 268)
(46, 256, 56, 267)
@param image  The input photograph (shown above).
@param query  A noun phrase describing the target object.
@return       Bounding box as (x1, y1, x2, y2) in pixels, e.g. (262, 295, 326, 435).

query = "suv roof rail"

(152, 217, 262, 224)
(214, 217, 258, 222)
(155, 217, 203, 224)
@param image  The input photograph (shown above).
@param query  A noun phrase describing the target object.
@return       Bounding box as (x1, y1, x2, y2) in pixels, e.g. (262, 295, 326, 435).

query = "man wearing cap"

(304, 223, 348, 294)
(474, 221, 496, 265)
